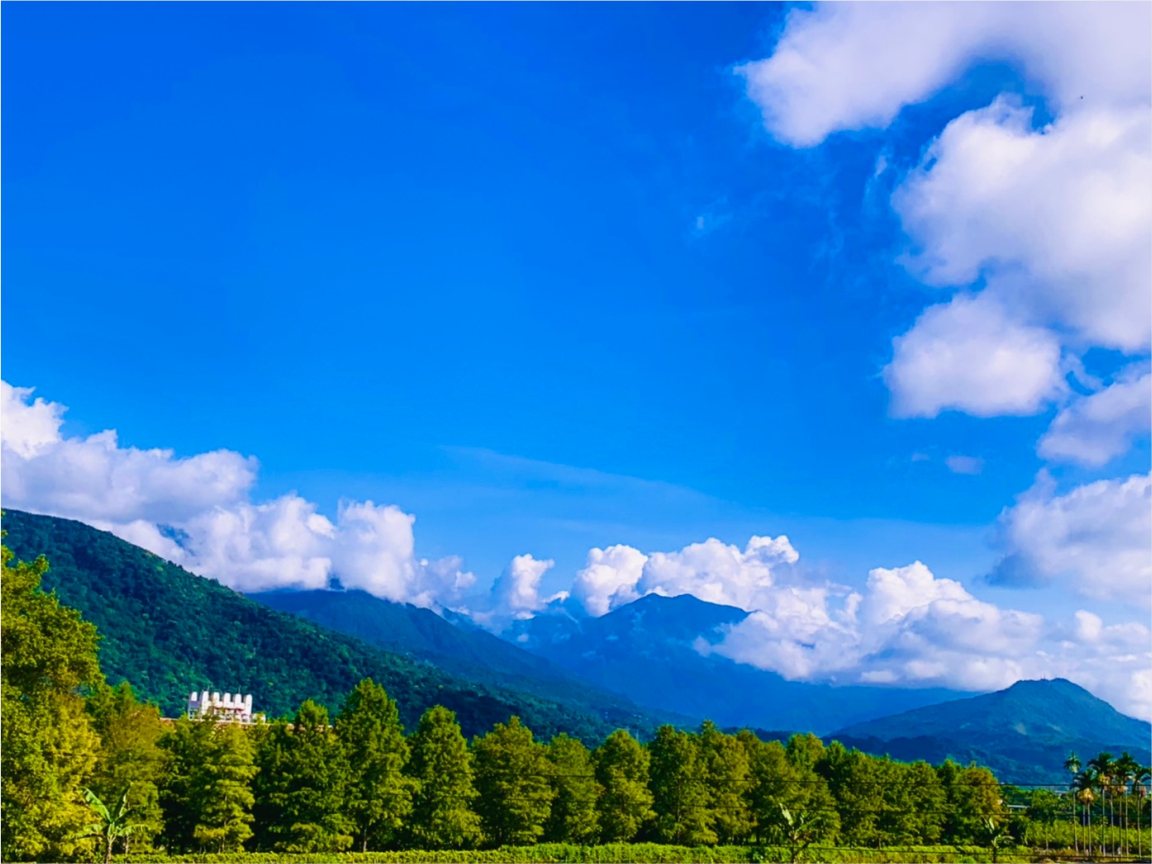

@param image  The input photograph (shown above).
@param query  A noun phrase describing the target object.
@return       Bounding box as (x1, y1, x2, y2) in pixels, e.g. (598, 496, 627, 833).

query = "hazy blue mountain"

(832, 678, 1152, 785)
(250, 588, 684, 730)
(504, 593, 964, 734)
(0, 509, 656, 741)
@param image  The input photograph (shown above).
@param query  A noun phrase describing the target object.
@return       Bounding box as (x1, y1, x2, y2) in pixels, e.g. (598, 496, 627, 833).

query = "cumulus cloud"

(893, 99, 1151, 352)
(990, 472, 1152, 605)
(739, 3, 1150, 148)
(0, 382, 473, 606)
(481, 554, 567, 625)
(884, 293, 1066, 418)
(708, 560, 1151, 719)
(1038, 367, 1152, 466)
(553, 519, 1151, 717)
(569, 535, 800, 618)
(742, 3, 1152, 430)
(571, 544, 648, 617)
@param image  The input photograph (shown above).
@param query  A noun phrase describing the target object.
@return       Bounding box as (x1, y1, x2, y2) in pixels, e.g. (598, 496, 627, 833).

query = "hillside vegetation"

(251, 589, 681, 731)
(0, 509, 649, 741)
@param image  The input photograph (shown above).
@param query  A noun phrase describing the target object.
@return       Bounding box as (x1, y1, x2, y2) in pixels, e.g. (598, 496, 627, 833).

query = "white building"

(188, 690, 254, 722)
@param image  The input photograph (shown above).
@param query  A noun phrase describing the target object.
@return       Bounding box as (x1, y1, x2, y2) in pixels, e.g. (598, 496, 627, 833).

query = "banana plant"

(776, 802, 823, 864)
(79, 787, 137, 864)
(982, 817, 1010, 864)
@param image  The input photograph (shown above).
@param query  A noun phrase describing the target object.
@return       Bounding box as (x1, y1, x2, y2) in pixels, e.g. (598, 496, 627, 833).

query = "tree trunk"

(104, 833, 114, 864)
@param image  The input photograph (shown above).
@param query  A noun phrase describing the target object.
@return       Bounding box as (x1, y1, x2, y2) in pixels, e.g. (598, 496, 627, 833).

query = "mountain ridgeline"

(502, 592, 964, 733)
(249, 588, 687, 729)
(831, 678, 1152, 785)
(0, 509, 659, 740)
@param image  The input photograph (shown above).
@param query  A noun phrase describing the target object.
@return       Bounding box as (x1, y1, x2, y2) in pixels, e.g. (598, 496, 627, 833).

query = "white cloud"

(0, 382, 472, 607)
(945, 455, 984, 476)
(990, 471, 1152, 605)
(709, 559, 1151, 719)
(568, 534, 800, 618)
(892, 99, 1152, 353)
(0, 382, 66, 458)
(571, 544, 648, 617)
(884, 293, 1066, 418)
(739, 3, 1150, 148)
(1, 384, 257, 525)
(742, 3, 1152, 432)
(639, 535, 800, 610)
(1038, 367, 1152, 466)
(486, 553, 566, 620)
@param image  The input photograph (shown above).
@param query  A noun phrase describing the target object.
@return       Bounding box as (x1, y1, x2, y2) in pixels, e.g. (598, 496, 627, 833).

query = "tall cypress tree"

(544, 733, 600, 844)
(406, 705, 482, 850)
(700, 721, 753, 845)
(252, 700, 352, 852)
(158, 716, 216, 852)
(193, 721, 258, 852)
(472, 716, 555, 847)
(336, 679, 413, 852)
(594, 729, 654, 843)
(648, 725, 716, 845)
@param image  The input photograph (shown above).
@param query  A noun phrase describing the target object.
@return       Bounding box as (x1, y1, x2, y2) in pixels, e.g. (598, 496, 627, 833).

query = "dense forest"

(3, 538, 1150, 864)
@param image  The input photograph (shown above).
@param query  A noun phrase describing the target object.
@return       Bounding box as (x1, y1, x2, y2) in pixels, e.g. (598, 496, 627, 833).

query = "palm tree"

(79, 787, 137, 864)
(1074, 769, 1097, 857)
(1088, 753, 1116, 854)
(1064, 752, 1081, 855)
(1115, 752, 1140, 856)
(1134, 765, 1151, 859)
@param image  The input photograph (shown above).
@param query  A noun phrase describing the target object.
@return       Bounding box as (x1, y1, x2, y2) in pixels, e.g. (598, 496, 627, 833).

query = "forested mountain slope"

(0, 509, 655, 741)
(833, 678, 1151, 785)
(251, 588, 682, 729)
(506, 593, 963, 734)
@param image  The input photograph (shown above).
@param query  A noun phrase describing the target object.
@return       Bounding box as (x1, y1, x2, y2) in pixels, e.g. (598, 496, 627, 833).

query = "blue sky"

(3, 3, 1149, 714)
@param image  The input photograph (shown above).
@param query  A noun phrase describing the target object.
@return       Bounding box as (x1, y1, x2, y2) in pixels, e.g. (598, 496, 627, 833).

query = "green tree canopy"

(543, 733, 600, 844)
(595, 729, 654, 843)
(87, 681, 166, 852)
(472, 715, 555, 847)
(1, 540, 103, 861)
(647, 725, 715, 845)
(252, 700, 352, 852)
(193, 720, 258, 853)
(700, 721, 753, 845)
(335, 679, 414, 852)
(406, 705, 482, 850)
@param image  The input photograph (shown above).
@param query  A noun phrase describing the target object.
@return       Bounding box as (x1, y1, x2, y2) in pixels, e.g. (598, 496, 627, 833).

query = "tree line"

(3, 540, 1148, 862)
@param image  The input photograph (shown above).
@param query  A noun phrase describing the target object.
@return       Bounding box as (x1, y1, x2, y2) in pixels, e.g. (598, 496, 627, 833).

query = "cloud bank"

(1, 381, 475, 607)
(558, 530, 1149, 719)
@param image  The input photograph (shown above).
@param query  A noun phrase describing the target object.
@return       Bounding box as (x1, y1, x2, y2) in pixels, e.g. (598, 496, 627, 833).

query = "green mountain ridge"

(0, 509, 657, 742)
(831, 678, 1151, 785)
(249, 588, 687, 729)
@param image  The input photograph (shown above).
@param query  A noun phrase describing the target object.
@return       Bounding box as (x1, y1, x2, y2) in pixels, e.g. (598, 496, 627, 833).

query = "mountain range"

(502, 592, 964, 733)
(250, 588, 687, 729)
(4, 507, 1148, 785)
